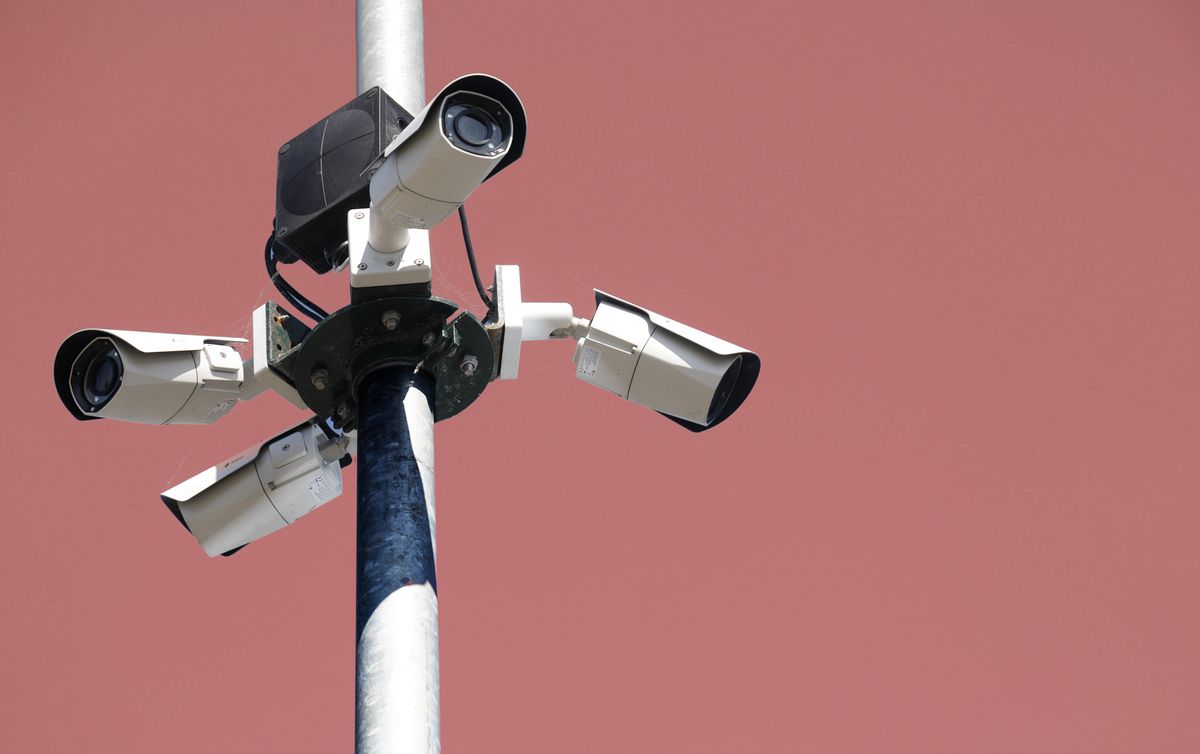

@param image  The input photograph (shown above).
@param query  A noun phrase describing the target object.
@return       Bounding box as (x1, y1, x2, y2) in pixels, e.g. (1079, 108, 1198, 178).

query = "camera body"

(161, 419, 348, 557)
(366, 74, 526, 252)
(573, 293, 760, 432)
(53, 330, 252, 425)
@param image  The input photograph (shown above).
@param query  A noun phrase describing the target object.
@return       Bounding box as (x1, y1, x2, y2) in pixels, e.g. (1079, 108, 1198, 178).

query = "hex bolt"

(460, 355, 478, 377)
(310, 369, 330, 391)
(381, 310, 401, 331)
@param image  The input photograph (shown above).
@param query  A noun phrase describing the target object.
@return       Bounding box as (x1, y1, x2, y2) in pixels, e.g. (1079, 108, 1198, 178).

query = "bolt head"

(354, 211, 365, 219)
(310, 369, 330, 391)
(460, 355, 479, 377)
(358, 262, 368, 270)
(382, 310, 401, 331)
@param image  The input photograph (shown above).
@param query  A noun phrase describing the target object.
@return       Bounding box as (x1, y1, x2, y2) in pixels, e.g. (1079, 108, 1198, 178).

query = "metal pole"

(357, 0, 425, 109)
(356, 367, 439, 753)
(355, 3, 438, 753)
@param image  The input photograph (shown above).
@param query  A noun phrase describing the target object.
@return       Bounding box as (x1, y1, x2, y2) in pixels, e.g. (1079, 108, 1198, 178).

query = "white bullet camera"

(572, 292, 760, 432)
(489, 267, 760, 432)
(161, 419, 349, 557)
(54, 330, 259, 425)
(368, 73, 526, 251)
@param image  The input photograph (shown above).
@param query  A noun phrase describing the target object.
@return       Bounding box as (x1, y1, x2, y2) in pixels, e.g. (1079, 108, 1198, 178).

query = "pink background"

(3, 1, 1199, 751)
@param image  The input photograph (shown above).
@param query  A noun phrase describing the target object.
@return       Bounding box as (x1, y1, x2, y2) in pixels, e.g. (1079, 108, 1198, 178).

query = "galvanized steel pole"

(357, 0, 425, 110)
(354, 3, 439, 753)
(355, 368, 439, 754)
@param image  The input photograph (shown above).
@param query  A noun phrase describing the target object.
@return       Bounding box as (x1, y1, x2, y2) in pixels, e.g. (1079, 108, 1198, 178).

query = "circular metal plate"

(291, 297, 494, 428)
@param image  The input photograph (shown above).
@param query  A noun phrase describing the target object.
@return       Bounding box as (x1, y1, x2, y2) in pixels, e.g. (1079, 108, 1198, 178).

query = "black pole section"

(355, 366, 437, 643)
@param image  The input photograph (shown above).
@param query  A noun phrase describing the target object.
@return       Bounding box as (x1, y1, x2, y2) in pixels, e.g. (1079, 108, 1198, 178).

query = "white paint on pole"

(357, 585, 440, 754)
(355, 2, 440, 752)
(403, 377, 437, 562)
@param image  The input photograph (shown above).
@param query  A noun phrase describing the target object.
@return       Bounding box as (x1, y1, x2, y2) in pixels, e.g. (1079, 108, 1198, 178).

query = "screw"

(382, 310, 401, 331)
(386, 259, 395, 267)
(281, 444, 290, 452)
(414, 259, 424, 266)
(358, 262, 368, 270)
(460, 355, 479, 377)
(310, 369, 330, 391)
(354, 211, 364, 219)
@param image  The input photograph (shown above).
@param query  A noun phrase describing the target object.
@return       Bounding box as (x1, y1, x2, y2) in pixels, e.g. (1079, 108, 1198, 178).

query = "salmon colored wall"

(2, 1, 1198, 751)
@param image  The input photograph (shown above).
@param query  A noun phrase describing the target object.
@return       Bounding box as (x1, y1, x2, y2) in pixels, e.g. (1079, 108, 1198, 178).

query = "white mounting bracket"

(348, 209, 432, 290)
(494, 264, 579, 380)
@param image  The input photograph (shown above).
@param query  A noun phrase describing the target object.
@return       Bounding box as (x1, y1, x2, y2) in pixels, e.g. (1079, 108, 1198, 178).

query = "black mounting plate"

(290, 296, 493, 430)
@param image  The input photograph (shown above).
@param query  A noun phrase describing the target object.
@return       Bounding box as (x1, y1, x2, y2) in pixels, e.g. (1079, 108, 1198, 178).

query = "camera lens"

(87, 352, 119, 398)
(442, 93, 511, 156)
(453, 111, 493, 146)
(71, 338, 123, 412)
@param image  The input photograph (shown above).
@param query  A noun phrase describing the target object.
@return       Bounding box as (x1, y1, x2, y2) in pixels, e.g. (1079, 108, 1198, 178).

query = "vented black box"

(274, 87, 414, 273)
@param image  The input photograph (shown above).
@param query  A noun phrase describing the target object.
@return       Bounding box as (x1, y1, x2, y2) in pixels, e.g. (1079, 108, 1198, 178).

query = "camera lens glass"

(442, 93, 512, 156)
(88, 354, 119, 398)
(453, 111, 492, 146)
(71, 338, 124, 413)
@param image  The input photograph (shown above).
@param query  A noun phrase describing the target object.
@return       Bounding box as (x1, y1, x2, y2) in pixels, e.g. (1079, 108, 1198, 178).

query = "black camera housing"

(274, 87, 414, 273)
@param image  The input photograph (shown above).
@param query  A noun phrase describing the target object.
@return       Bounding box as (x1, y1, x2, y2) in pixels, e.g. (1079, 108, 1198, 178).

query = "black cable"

(458, 205, 494, 312)
(264, 232, 330, 323)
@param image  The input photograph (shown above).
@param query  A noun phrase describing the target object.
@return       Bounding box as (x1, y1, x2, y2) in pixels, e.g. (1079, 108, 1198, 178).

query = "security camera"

(367, 73, 526, 252)
(486, 269, 761, 431)
(572, 292, 760, 432)
(53, 330, 261, 425)
(161, 419, 349, 557)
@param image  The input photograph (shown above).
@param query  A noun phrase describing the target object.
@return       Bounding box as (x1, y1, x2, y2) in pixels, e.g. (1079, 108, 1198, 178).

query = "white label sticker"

(307, 474, 337, 505)
(577, 346, 601, 379)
